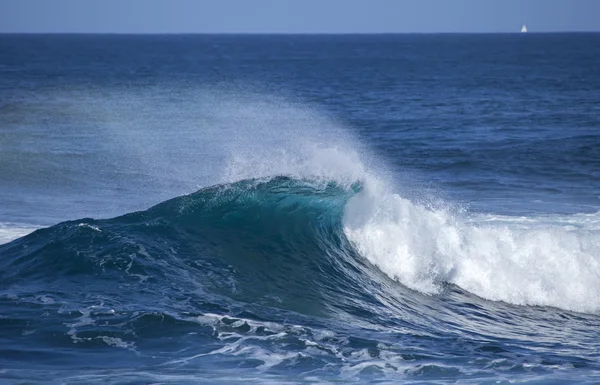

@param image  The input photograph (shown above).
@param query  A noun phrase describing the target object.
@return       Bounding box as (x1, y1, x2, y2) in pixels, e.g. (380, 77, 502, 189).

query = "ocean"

(1, 34, 599, 384)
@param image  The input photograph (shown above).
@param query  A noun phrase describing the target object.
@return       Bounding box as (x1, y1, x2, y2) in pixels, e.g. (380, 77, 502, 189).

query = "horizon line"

(1, 31, 599, 35)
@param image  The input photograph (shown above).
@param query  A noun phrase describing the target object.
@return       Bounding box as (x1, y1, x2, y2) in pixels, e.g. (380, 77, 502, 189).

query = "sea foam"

(343, 180, 600, 314)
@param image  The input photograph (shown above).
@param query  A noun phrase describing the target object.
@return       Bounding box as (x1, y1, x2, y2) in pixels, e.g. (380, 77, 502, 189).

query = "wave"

(3, 167, 600, 316)
(0, 176, 364, 316)
(2, 135, 600, 384)
(1, 86, 599, 316)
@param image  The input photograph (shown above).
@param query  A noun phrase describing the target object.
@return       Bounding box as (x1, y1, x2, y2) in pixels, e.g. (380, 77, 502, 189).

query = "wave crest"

(344, 180, 600, 313)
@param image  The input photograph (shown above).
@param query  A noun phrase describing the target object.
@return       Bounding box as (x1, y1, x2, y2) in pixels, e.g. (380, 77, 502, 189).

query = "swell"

(3, 174, 600, 320)
(0, 177, 376, 320)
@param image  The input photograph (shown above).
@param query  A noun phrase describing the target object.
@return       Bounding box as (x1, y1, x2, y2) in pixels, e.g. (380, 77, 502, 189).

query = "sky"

(1, 0, 599, 34)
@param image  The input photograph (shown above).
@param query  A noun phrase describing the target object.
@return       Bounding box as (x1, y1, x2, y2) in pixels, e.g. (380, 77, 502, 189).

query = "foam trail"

(343, 183, 600, 314)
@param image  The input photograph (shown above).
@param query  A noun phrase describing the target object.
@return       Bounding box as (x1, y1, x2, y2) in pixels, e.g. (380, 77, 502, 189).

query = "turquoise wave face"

(0, 177, 370, 318)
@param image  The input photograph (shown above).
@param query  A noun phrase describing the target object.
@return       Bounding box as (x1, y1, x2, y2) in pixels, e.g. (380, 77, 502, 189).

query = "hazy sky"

(1, 0, 599, 33)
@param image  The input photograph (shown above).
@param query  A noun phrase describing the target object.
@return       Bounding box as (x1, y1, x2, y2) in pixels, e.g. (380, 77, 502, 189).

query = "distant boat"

(521, 24, 528, 33)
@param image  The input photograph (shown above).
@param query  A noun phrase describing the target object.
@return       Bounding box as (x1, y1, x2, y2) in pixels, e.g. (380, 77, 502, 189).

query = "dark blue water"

(1, 34, 600, 384)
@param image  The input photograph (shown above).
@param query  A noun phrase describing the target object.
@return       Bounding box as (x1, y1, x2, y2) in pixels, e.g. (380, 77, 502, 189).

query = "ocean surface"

(1, 34, 599, 384)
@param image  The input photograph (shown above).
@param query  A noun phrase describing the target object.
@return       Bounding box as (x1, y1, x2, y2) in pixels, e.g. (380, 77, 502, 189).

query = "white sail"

(521, 24, 528, 33)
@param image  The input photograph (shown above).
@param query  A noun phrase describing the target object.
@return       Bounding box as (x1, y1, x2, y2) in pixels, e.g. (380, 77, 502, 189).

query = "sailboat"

(521, 24, 528, 33)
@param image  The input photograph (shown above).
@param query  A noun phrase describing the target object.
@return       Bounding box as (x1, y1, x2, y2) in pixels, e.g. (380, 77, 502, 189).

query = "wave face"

(2, 172, 600, 383)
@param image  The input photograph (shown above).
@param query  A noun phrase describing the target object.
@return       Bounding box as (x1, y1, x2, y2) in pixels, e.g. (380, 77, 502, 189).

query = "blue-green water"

(1, 34, 600, 384)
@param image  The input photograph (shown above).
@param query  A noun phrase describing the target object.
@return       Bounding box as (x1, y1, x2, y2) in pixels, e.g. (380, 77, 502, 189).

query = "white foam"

(77, 222, 101, 232)
(98, 336, 136, 350)
(343, 180, 600, 314)
(171, 312, 412, 379)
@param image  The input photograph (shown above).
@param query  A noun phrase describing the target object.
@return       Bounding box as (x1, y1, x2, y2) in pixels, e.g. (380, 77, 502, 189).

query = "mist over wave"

(3, 89, 600, 315)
